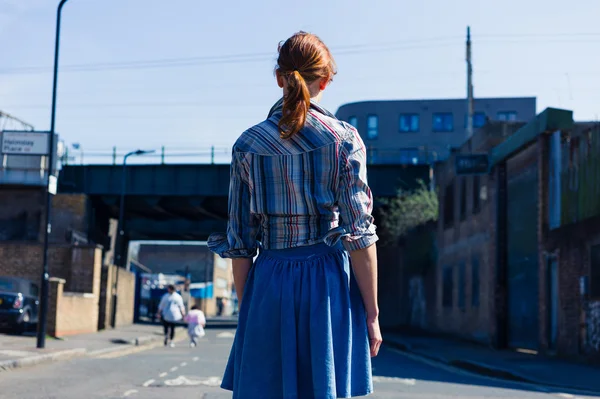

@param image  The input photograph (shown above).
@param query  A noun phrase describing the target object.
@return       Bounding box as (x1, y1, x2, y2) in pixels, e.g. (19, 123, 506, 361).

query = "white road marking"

(372, 376, 416, 385)
(122, 390, 138, 397)
(142, 379, 155, 387)
(164, 375, 222, 387)
(193, 357, 199, 362)
(557, 394, 575, 398)
(159, 372, 168, 378)
(180, 362, 187, 367)
(217, 332, 235, 338)
(170, 366, 178, 372)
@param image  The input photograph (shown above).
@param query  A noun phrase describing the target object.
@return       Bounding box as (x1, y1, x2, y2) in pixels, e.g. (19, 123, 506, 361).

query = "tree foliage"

(378, 180, 439, 245)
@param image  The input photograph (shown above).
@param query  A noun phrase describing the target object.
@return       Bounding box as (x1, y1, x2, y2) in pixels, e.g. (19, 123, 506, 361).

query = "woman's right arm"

(349, 244, 382, 357)
(333, 128, 382, 357)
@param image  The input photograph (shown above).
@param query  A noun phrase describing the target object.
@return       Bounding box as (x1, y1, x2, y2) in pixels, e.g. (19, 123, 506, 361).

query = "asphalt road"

(0, 328, 599, 399)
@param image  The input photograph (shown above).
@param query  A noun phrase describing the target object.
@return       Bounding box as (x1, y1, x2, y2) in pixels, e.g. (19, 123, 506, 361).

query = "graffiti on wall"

(587, 301, 600, 353)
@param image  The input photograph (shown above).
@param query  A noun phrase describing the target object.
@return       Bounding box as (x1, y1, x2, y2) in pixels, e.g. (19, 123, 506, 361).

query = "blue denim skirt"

(221, 242, 373, 399)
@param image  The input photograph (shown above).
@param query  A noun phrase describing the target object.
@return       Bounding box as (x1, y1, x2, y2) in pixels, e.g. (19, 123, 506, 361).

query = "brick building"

(434, 107, 600, 360)
(434, 120, 524, 345)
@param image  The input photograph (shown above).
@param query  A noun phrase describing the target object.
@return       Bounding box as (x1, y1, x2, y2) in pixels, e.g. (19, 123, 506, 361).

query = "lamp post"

(110, 149, 154, 328)
(37, 0, 70, 350)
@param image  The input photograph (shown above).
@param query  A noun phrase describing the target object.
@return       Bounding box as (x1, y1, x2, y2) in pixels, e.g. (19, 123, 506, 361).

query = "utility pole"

(466, 26, 474, 143)
(37, 0, 69, 350)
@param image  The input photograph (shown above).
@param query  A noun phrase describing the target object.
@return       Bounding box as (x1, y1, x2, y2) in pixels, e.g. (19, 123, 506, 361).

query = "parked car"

(0, 277, 39, 334)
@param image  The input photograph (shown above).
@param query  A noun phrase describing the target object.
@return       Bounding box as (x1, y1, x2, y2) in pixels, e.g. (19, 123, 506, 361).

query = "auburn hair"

(276, 32, 337, 139)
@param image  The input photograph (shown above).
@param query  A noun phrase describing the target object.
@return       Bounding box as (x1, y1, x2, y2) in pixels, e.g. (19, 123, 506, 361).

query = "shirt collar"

(267, 97, 336, 119)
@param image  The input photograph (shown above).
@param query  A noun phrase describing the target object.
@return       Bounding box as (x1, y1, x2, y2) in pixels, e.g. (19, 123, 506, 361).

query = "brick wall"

(431, 123, 522, 345)
(0, 243, 71, 283)
(97, 264, 135, 329)
(0, 187, 44, 241)
(47, 277, 99, 337)
(50, 194, 89, 244)
(0, 190, 89, 243)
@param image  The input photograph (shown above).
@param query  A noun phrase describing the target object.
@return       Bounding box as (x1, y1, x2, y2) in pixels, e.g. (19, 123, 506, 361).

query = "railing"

(61, 145, 442, 166)
(61, 146, 232, 166)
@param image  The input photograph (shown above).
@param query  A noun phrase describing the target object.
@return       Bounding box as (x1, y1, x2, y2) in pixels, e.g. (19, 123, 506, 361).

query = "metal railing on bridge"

(60, 145, 442, 166)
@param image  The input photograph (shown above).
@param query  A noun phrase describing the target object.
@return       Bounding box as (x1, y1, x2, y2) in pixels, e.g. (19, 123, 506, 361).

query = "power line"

(0, 37, 464, 75)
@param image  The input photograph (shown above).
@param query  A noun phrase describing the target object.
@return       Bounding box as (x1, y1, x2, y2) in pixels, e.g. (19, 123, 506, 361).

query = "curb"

(384, 339, 600, 394)
(0, 333, 165, 372)
(0, 348, 87, 373)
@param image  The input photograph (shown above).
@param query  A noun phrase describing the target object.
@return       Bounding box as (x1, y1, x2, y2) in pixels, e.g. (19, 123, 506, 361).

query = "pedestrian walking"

(184, 305, 206, 347)
(157, 284, 185, 347)
(208, 31, 382, 399)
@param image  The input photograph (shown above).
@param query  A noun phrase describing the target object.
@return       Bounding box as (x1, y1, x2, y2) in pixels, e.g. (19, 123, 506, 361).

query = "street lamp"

(110, 149, 154, 328)
(37, 0, 70, 350)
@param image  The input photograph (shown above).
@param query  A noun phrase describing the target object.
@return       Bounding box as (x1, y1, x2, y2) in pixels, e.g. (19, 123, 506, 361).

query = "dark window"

(443, 266, 454, 308)
(348, 116, 358, 128)
(433, 113, 454, 132)
(497, 111, 517, 121)
(459, 178, 467, 221)
(367, 115, 378, 139)
(443, 180, 455, 228)
(458, 262, 466, 310)
(399, 114, 420, 132)
(30, 283, 39, 297)
(471, 257, 480, 307)
(473, 175, 481, 214)
(591, 244, 600, 298)
(465, 112, 487, 128)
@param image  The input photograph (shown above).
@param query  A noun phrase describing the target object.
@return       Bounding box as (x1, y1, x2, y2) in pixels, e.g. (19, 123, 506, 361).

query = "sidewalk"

(0, 324, 168, 372)
(384, 330, 600, 393)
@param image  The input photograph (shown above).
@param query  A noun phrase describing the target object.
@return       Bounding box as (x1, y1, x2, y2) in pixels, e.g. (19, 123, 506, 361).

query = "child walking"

(184, 305, 206, 347)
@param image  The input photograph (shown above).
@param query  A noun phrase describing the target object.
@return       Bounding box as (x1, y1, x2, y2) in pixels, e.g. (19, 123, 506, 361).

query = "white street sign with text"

(1, 131, 49, 155)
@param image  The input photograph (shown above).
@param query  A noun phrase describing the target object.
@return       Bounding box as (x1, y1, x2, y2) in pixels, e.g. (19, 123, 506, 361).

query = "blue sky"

(2, 0, 600, 164)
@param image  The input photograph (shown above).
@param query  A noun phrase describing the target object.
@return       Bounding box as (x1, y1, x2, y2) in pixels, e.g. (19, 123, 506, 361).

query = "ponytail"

(279, 70, 311, 139)
(275, 31, 337, 139)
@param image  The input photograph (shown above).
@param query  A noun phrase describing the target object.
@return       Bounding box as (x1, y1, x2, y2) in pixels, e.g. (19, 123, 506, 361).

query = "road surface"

(0, 328, 598, 399)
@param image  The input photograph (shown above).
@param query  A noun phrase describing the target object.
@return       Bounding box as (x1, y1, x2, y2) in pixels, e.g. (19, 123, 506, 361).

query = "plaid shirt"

(208, 99, 378, 258)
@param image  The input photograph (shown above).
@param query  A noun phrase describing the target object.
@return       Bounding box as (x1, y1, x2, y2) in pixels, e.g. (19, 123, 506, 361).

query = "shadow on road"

(372, 347, 599, 397)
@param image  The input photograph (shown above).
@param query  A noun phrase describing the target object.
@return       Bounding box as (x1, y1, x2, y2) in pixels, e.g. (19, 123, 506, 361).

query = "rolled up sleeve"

(325, 129, 378, 251)
(207, 151, 259, 258)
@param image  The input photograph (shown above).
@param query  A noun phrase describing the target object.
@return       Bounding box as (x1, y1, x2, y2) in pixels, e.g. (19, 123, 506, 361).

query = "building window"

(443, 179, 455, 229)
(497, 111, 517, 121)
(458, 262, 466, 310)
(433, 113, 454, 132)
(473, 175, 481, 214)
(367, 115, 378, 139)
(591, 244, 600, 298)
(465, 112, 487, 128)
(459, 178, 467, 221)
(443, 266, 453, 308)
(471, 256, 480, 307)
(399, 114, 419, 133)
(348, 116, 358, 128)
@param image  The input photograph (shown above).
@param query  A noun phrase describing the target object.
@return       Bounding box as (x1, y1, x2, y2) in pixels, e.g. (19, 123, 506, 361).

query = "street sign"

(455, 154, 489, 175)
(1, 131, 50, 155)
(48, 175, 58, 195)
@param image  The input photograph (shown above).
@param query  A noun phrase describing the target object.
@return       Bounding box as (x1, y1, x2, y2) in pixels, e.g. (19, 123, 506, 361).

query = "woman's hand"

(367, 315, 382, 357)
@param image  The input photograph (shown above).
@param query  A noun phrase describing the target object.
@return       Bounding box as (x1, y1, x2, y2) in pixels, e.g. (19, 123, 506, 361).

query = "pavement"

(0, 323, 176, 372)
(384, 330, 600, 394)
(3, 328, 600, 399)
